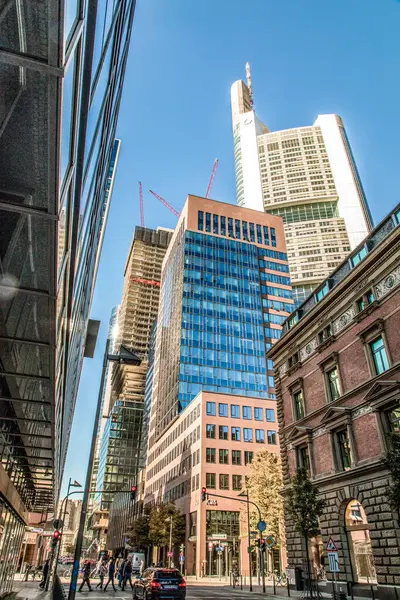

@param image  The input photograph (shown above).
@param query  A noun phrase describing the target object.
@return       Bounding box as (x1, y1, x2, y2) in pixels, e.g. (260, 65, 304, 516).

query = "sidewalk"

(12, 581, 51, 600)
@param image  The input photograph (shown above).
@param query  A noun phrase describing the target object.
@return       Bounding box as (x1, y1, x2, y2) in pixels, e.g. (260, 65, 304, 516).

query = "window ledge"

(287, 361, 302, 376)
(316, 335, 336, 353)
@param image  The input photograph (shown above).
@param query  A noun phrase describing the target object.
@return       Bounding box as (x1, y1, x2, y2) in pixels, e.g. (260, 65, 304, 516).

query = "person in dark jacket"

(103, 558, 117, 592)
(78, 560, 92, 592)
(39, 560, 50, 589)
(117, 559, 126, 588)
(121, 560, 133, 591)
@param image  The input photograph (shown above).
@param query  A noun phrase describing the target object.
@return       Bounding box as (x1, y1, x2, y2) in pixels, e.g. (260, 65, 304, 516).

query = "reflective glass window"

(65, 0, 79, 41)
(256, 224, 263, 244)
(198, 211, 204, 231)
(242, 221, 249, 241)
(267, 431, 277, 445)
(244, 428, 253, 442)
(228, 218, 234, 238)
(256, 429, 265, 443)
(213, 214, 219, 234)
(206, 473, 216, 488)
(254, 408, 263, 421)
(205, 213, 211, 232)
(244, 451, 253, 465)
(231, 427, 241, 441)
(206, 424, 215, 439)
(60, 51, 77, 185)
(219, 474, 229, 490)
(219, 449, 229, 464)
(219, 426, 228, 441)
(232, 475, 242, 490)
(266, 409, 275, 422)
(206, 402, 216, 416)
(220, 216, 226, 236)
(270, 227, 277, 247)
(231, 405, 240, 419)
(235, 219, 241, 239)
(219, 403, 228, 417)
(370, 337, 389, 375)
(249, 223, 255, 242)
(242, 406, 252, 420)
(206, 448, 216, 463)
(263, 226, 270, 245)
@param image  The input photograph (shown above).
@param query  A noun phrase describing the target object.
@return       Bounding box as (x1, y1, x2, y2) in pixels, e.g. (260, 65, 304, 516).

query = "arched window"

(345, 500, 376, 583)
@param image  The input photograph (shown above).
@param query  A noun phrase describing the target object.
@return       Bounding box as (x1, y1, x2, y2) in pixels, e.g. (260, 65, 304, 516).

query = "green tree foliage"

(148, 503, 186, 547)
(286, 468, 325, 540)
(246, 450, 284, 540)
(384, 433, 400, 513)
(65, 544, 75, 554)
(127, 505, 152, 550)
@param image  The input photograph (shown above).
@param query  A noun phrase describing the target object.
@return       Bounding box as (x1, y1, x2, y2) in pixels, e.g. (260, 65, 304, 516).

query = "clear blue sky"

(62, 0, 400, 494)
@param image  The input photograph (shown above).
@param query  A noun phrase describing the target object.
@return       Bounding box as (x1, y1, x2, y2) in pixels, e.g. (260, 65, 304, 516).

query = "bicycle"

(275, 570, 287, 586)
(63, 568, 72, 578)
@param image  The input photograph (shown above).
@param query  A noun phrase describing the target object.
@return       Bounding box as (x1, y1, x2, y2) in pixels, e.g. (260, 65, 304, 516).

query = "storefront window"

(345, 500, 376, 583)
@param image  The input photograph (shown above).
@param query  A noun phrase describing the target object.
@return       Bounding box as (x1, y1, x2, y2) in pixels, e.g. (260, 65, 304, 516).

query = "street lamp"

(165, 517, 173, 568)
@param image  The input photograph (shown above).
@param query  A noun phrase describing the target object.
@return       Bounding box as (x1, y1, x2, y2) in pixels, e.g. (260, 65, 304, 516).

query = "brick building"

(269, 204, 400, 600)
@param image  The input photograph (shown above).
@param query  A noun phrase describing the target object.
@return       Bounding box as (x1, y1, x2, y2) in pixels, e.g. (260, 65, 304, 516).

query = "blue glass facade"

(179, 232, 268, 409)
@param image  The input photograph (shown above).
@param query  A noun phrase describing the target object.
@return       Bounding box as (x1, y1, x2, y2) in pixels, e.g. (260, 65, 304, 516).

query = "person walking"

(139, 559, 145, 577)
(96, 561, 107, 589)
(78, 560, 93, 592)
(121, 560, 133, 591)
(117, 559, 126, 588)
(103, 558, 116, 592)
(39, 559, 50, 589)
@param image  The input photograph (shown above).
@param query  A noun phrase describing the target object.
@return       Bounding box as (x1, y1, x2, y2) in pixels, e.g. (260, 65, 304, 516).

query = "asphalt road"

(69, 585, 272, 599)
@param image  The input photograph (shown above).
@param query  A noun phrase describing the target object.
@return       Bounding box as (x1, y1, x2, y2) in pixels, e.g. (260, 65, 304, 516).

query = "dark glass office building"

(0, 0, 136, 588)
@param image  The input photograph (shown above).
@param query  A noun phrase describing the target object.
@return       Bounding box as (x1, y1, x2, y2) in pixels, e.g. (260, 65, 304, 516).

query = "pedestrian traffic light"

(180, 544, 184, 553)
(51, 530, 61, 548)
(201, 487, 207, 502)
(260, 539, 266, 553)
(130, 485, 137, 501)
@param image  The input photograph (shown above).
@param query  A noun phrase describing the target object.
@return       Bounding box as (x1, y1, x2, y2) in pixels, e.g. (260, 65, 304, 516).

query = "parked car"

(133, 568, 186, 599)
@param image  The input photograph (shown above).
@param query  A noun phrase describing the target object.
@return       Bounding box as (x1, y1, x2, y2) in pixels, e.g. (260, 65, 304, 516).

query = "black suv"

(133, 568, 186, 599)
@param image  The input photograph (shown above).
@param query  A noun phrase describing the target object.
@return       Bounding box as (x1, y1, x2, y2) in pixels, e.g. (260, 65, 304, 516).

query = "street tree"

(149, 503, 186, 548)
(246, 449, 284, 541)
(127, 505, 152, 550)
(286, 467, 325, 597)
(384, 432, 400, 514)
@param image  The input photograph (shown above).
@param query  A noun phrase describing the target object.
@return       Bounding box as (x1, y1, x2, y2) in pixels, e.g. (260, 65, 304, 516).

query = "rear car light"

(151, 581, 161, 589)
(178, 581, 186, 588)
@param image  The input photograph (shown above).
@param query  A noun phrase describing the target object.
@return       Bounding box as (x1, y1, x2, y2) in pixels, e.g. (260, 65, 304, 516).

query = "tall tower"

(94, 227, 172, 551)
(231, 66, 373, 306)
(144, 195, 292, 576)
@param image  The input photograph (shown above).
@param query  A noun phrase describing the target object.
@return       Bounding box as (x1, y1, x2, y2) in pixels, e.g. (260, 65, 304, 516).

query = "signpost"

(326, 537, 340, 597)
(257, 520, 267, 532)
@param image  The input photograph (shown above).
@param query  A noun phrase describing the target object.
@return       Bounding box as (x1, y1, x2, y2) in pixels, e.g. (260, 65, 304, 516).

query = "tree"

(384, 433, 400, 514)
(65, 543, 75, 554)
(286, 468, 325, 597)
(148, 503, 186, 548)
(127, 505, 152, 550)
(246, 450, 284, 541)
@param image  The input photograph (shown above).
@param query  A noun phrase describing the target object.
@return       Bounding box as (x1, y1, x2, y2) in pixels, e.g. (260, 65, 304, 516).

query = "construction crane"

(149, 189, 180, 217)
(205, 158, 219, 198)
(245, 61, 254, 107)
(139, 181, 144, 227)
(130, 277, 160, 287)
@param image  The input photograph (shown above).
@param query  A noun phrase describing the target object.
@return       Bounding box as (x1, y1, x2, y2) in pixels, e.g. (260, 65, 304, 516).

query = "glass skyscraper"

(148, 195, 293, 445)
(0, 0, 136, 588)
(231, 68, 373, 306)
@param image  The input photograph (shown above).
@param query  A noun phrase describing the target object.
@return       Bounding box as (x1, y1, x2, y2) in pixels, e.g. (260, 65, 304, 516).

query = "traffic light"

(256, 538, 261, 548)
(179, 544, 184, 553)
(51, 530, 61, 548)
(260, 539, 266, 553)
(201, 487, 207, 502)
(130, 485, 137, 501)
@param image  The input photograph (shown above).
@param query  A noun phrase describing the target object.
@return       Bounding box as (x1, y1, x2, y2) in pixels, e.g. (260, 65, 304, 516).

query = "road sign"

(265, 535, 276, 548)
(257, 520, 267, 532)
(179, 555, 185, 562)
(53, 519, 63, 530)
(216, 546, 224, 552)
(328, 552, 340, 572)
(326, 537, 338, 552)
(167, 551, 173, 557)
(208, 542, 213, 550)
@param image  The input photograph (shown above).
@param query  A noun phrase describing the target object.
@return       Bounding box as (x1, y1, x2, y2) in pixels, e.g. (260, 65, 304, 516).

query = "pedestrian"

(121, 560, 133, 591)
(103, 558, 116, 592)
(139, 559, 144, 576)
(39, 559, 50, 589)
(117, 559, 126, 588)
(78, 560, 93, 592)
(96, 561, 107, 589)
(24, 564, 32, 581)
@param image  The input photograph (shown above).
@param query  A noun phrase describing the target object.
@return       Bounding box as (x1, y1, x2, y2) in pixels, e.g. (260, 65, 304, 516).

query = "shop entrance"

(206, 540, 240, 577)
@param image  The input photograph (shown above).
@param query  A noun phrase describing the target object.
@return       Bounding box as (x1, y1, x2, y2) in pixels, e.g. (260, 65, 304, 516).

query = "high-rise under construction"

(91, 227, 173, 551)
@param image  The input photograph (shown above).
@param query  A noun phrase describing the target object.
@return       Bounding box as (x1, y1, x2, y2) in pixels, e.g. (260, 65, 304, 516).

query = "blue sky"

(62, 0, 400, 493)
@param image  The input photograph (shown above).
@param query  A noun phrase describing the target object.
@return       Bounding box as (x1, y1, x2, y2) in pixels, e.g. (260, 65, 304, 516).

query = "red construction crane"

(149, 189, 180, 217)
(205, 158, 219, 198)
(139, 181, 144, 227)
(131, 277, 160, 287)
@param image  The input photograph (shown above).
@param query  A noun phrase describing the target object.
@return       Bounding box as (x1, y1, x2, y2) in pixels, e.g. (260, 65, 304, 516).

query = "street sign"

(216, 546, 224, 552)
(257, 520, 267, 532)
(167, 551, 173, 557)
(326, 537, 338, 552)
(265, 535, 276, 548)
(179, 556, 185, 562)
(210, 533, 227, 540)
(328, 552, 340, 572)
(208, 542, 214, 550)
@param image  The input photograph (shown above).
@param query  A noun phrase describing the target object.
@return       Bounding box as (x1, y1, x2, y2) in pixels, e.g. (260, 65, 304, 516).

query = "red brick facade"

(269, 207, 400, 600)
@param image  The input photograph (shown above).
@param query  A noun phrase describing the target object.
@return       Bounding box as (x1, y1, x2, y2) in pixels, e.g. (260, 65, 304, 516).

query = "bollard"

(241, 574, 243, 590)
(273, 572, 276, 596)
(371, 585, 375, 600)
(287, 576, 291, 597)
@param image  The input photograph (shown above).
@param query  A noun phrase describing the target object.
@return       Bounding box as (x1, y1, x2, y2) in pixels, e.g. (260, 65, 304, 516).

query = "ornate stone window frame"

(363, 380, 400, 453)
(316, 322, 336, 352)
(358, 318, 392, 377)
(288, 377, 305, 423)
(320, 406, 358, 471)
(354, 287, 378, 323)
(318, 351, 344, 404)
(286, 426, 314, 477)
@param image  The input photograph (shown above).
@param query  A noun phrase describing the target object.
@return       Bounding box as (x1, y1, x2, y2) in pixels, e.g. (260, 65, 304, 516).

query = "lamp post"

(67, 340, 141, 600)
(53, 479, 82, 577)
(165, 518, 173, 568)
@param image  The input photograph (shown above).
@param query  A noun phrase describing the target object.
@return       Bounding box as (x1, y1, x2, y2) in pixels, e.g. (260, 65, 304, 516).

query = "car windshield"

(154, 570, 182, 580)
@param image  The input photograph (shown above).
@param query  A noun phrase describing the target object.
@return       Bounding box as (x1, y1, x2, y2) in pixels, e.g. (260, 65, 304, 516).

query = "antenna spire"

(245, 61, 254, 108)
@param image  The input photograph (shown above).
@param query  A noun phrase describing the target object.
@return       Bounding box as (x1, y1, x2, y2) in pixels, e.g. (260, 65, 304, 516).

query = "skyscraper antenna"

(245, 62, 254, 107)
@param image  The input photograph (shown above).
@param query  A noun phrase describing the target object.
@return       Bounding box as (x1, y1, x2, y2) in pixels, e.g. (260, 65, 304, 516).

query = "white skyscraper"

(231, 71, 373, 305)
